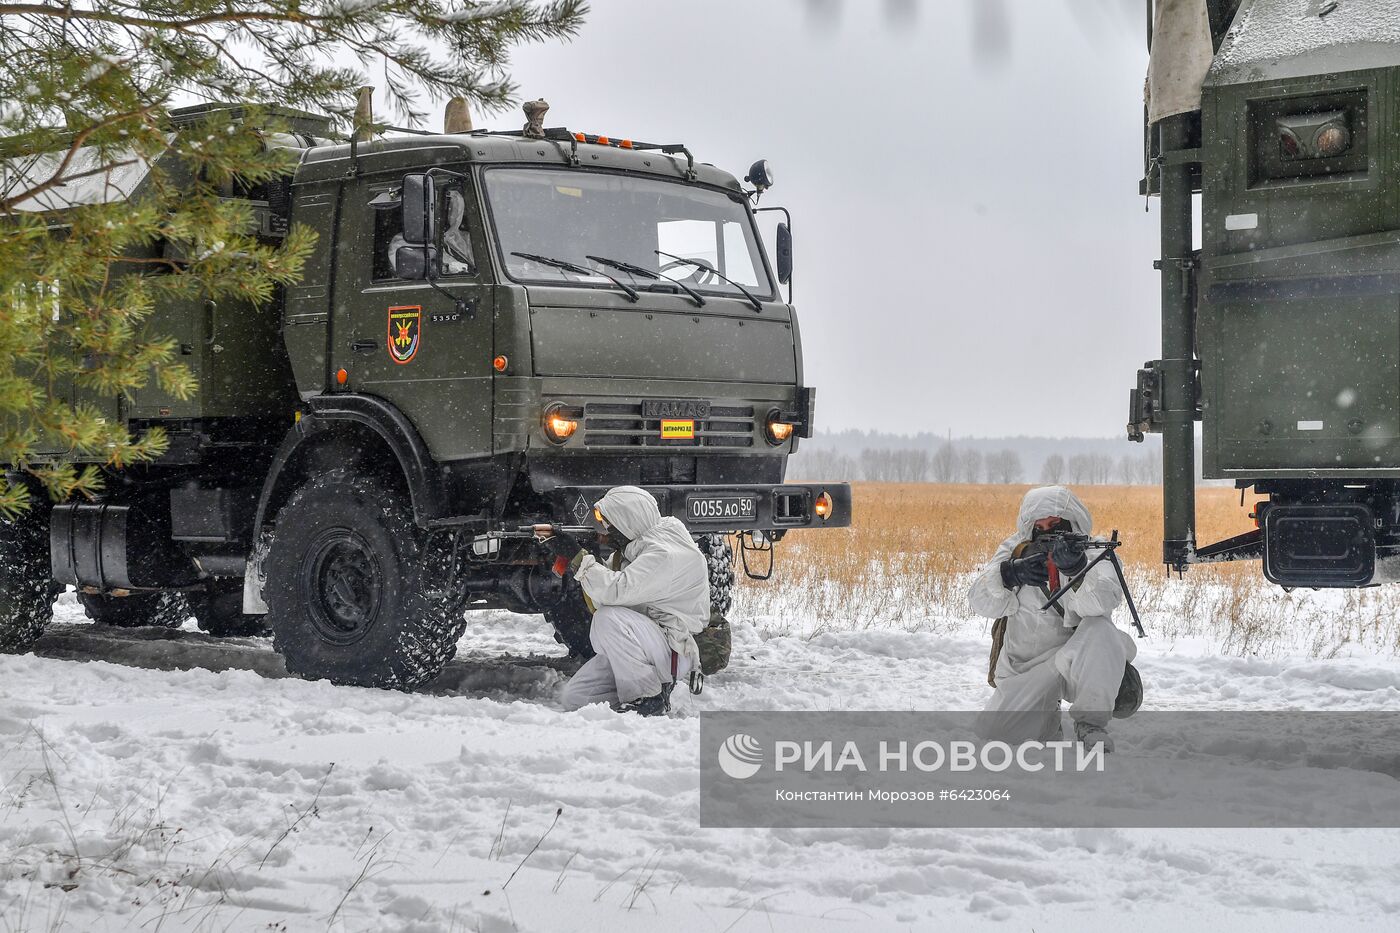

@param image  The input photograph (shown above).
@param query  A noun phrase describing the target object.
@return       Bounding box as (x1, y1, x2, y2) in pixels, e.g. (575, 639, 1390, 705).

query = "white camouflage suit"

(559, 486, 710, 710)
(967, 486, 1136, 742)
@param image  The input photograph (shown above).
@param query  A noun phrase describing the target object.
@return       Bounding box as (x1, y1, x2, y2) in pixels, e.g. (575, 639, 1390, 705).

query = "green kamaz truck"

(1, 100, 850, 688)
(1131, 0, 1400, 585)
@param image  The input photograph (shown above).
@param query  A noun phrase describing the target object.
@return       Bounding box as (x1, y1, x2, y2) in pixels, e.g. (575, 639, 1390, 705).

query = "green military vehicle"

(1, 100, 851, 688)
(1130, 0, 1400, 585)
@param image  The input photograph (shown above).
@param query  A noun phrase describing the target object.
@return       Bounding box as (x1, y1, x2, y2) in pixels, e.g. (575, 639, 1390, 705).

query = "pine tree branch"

(0, 3, 320, 33)
(0, 0, 587, 497)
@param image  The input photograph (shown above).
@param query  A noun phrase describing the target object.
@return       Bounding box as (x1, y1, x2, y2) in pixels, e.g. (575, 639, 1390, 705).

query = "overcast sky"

(493, 0, 1155, 438)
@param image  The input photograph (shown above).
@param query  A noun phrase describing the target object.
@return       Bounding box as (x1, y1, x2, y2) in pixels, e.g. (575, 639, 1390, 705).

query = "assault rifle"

(517, 524, 596, 540)
(465, 525, 599, 561)
(1037, 530, 1146, 637)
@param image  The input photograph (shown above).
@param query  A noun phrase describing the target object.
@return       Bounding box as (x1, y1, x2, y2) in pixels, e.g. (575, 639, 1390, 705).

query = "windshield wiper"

(510, 251, 639, 302)
(586, 255, 707, 309)
(655, 250, 762, 313)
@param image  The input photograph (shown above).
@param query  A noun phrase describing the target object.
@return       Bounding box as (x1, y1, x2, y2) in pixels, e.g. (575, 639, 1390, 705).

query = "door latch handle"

(351, 339, 377, 354)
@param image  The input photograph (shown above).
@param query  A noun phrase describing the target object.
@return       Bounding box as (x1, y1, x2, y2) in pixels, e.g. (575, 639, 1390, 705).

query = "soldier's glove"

(1000, 551, 1049, 589)
(1049, 536, 1089, 575)
(539, 528, 583, 563)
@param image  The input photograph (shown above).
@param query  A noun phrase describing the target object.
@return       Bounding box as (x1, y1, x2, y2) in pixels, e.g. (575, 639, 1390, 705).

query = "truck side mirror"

(776, 222, 793, 285)
(394, 245, 438, 281)
(402, 173, 437, 246)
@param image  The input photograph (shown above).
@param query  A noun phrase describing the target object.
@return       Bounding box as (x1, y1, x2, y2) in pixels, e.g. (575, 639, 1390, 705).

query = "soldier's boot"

(618, 681, 674, 717)
(1074, 719, 1115, 754)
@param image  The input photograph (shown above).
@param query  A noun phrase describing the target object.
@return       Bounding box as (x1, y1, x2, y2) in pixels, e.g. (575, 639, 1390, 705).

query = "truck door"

(329, 173, 494, 462)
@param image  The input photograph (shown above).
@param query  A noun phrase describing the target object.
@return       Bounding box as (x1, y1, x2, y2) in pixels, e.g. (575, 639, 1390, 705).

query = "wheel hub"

(305, 529, 383, 645)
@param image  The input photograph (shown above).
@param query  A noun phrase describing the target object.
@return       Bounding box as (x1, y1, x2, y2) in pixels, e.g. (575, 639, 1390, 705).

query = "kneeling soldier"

(541, 486, 709, 716)
(968, 485, 1142, 751)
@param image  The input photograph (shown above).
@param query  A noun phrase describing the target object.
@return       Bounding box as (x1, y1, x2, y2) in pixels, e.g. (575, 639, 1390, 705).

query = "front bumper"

(548, 482, 852, 531)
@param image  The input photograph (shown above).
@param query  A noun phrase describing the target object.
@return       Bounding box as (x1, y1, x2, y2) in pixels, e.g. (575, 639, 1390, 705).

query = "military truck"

(1129, 0, 1400, 585)
(0, 100, 851, 689)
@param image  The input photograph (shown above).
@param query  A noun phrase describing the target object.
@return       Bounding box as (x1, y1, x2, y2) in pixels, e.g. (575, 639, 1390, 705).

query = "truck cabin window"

(483, 167, 774, 300)
(372, 184, 476, 281)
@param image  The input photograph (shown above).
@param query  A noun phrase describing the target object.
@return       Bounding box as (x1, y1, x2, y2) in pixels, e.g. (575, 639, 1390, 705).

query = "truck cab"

(282, 130, 827, 530)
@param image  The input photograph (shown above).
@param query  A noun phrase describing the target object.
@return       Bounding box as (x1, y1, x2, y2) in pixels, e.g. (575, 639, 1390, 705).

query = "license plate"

(688, 495, 757, 522)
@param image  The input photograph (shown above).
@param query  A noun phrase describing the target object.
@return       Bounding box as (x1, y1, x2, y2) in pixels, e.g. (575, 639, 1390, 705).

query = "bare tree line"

(792, 443, 1024, 484)
(789, 445, 1163, 485)
(1041, 452, 1164, 485)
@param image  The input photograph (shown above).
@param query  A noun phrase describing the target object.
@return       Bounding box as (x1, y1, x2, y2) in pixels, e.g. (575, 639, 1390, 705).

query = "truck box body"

(1199, 11, 1400, 479)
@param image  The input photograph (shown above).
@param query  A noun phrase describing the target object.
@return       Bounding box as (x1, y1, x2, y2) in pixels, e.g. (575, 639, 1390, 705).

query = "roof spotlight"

(745, 159, 775, 193)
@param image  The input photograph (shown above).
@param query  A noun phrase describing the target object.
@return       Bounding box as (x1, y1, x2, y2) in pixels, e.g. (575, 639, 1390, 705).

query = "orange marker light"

(815, 491, 834, 522)
(596, 135, 610, 146)
(574, 132, 586, 142)
(493, 355, 509, 373)
(544, 404, 578, 443)
(765, 412, 796, 445)
(620, 139, 634, 149)
(547, 415, 577, 441)
(336, 368, 348, 385)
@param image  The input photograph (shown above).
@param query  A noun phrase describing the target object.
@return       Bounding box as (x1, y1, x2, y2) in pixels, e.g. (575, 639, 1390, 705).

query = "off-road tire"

(545, 577, 594, 659)
(79, 591, 189, 628)
(695, 533, 735, 615)
(0, 495, 56, 653)
(193, 581, 269, 638)
(265, 470, 465, 689)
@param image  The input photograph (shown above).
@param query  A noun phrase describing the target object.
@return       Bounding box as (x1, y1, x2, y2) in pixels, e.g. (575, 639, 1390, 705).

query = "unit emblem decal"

(387, 305, 422, 364)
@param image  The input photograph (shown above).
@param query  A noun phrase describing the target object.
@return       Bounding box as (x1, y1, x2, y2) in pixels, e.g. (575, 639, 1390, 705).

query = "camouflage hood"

(595, 485, 663, 542)
(1015, 486, 1093, 542)
(595, 485, 695, 561)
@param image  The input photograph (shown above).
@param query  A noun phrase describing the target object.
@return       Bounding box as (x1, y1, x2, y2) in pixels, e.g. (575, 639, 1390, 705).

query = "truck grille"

(583, 402, 756, 448)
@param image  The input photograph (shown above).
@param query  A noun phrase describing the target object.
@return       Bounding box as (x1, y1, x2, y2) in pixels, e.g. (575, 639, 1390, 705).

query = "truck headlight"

(543, 404, 578, 444)
(765, 410, 796, 445)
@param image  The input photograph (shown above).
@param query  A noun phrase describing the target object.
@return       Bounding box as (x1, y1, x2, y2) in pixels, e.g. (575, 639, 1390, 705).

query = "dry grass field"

(733, 484, 1400, 659)
(769, 483, 1259, 577)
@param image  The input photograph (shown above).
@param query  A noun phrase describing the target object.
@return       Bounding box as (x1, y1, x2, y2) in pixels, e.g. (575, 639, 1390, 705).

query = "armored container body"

(1131, 0, 1400, 586)
(3, 101, 850, 688)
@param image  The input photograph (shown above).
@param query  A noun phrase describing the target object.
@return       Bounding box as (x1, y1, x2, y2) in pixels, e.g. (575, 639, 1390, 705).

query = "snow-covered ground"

(3, 587, 1400, 932)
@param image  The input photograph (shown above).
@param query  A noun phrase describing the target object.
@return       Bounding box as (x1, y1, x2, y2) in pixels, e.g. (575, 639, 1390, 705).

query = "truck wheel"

(192, 581, 269, 638)
(545, 578, 594, 659)
(695, 533, 735, 615)
(0, 498, 57, 653)
(264, 470, 465, 690)
(79, 591, 189, 628)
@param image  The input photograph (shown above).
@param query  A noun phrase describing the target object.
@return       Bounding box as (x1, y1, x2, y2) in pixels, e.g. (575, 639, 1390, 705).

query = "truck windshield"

(483, 167, 775, 301)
